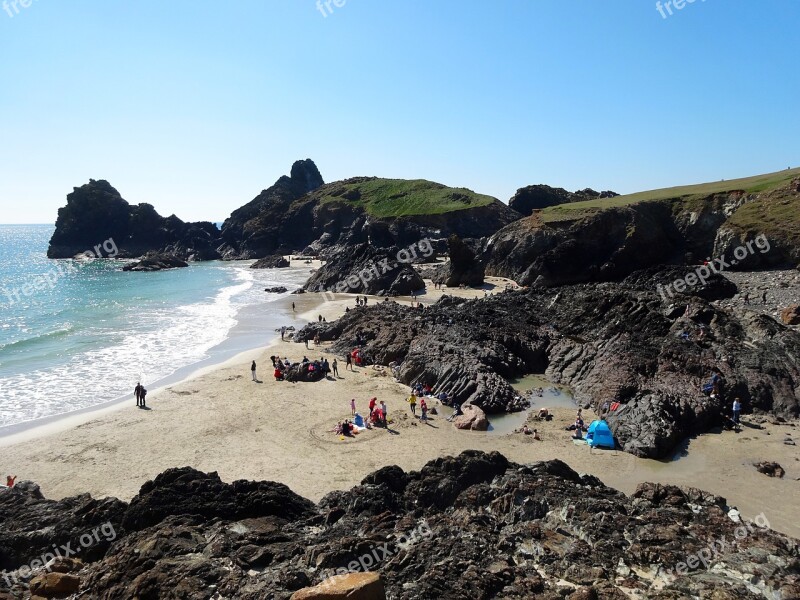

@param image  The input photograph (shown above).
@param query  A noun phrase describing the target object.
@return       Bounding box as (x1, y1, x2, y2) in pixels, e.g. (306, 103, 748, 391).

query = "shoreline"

(1, 277, 798, 538)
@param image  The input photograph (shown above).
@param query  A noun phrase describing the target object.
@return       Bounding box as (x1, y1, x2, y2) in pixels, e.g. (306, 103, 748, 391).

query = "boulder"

(754, 461, 785, 478)
(433, 235, 485, 287)
(291, 572, 386, 600)
(252, 255, 290, 269)
(780, 304, 800, 325)
(452, 404, 489, 431)
(265, 286, 289, 294)
(29, 573, 80, 598)
(121, 253, 189, 272)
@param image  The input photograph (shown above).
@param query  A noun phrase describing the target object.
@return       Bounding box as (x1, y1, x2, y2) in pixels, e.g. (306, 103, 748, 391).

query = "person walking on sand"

(346, 352, 353, 371)
(292, 302, 296, 312)
(407, 394, 417, 417)
(134, 382, 143, 407)
(251, 360, 258, 382)
(332, 358, 339, 377)
(140, 386, 148, 408)
(420, 397, 428, 422)
(350, 398, 356, 416)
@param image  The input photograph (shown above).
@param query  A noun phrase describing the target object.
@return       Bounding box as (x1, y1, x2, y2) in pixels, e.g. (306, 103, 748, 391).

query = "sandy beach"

(2, 275, 798, 538)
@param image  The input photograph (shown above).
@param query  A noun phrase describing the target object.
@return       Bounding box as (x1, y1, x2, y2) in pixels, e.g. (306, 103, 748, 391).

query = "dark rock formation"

(304, 244, 424, 296)
(432, 235, 485, 287)
(754, 462, 785, 478)
(48, 180, 221, 260)
(508, 184, 618, 216)
(1, 452, 797, 599)
(296, 267, 799, 457)
(252, 255, 290, 269)
(283, 362, 327, 383)
(265, 286, 289, 294)
(219, 160, 325, 259)
(121, 253, 189, 272)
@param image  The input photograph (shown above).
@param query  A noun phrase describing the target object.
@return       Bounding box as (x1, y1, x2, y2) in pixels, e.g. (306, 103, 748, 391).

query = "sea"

(0, 224, 309, 432)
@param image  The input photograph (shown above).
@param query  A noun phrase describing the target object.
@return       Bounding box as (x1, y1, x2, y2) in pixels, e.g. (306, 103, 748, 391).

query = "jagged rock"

(304, 244, 424, 296)
(121, 252, 189, 272)
(0, 451, 791, 599)
(252, 255, 290, 269)
(754, 461, 785, 478)
(296, 268, 799, 457)
(452, 404, 489, 431)
(432, 235, 485, 287)
(291, 572, 386, 600)
(48, 180, 221, 260)
(780, 304, 800, 325)
(265, 286, 289, 294)
(283, 362, 327, 383)
(508, 184, 618, 216)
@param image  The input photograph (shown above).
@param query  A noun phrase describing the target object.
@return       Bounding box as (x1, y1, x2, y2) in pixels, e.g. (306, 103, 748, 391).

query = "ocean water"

(0, 225, 308, 430)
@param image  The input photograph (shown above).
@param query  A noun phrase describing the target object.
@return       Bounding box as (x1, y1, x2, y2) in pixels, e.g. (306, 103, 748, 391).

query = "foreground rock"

(452, 404, 489, 431)
(1, 452, 798, 599)
(251, 255, 290, 269)
(121, 253, 189, 272)
(781, 304, 800, 325)
(291, 572, 385, 600)
(298, 267, 799, 457)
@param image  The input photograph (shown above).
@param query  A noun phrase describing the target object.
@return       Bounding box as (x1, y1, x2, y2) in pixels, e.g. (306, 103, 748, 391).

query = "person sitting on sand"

(520, 425, 532, 435)
(537, 407, 549, 419)
(341, 420, 352, 436)
(532, 429, 541, 441)
(572, 427, 583, 440)
(447, 403, 463, 422)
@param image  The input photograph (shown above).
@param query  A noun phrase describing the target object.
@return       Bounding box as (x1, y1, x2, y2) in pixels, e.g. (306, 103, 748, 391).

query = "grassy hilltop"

(311, 177, 498, 218)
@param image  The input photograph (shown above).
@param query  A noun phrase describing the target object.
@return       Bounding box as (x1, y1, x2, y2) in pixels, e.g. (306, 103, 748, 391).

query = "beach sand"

(2, 279, 798, 538)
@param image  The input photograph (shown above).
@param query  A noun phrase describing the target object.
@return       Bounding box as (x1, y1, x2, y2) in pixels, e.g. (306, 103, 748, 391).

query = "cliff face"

(1, 453, 797, 599)
(487, 181, 800, 287)
(47, 180, 221, 260)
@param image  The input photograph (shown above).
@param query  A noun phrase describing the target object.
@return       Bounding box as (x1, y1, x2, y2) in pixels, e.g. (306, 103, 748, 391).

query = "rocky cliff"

(1, 452, 797, 599)
(487, 176, 800, 287)
(509, 184, 618, 216)
(296, 267, 799, 458)
(47, 180, 221, 260)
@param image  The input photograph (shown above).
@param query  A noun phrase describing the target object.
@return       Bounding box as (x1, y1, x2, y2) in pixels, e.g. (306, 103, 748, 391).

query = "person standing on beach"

(5, 475, 17, 488)
(281, 326, 287, 341)
(380, 400, 388, 422)
(140, 387, 147, 408)
(332, 359, 339, 377)
(346, 353, 353, 371)
(134, 382, 143, 407)
(420, 397, 428, 422)
(350, 398, 356, 416)
(292, 302, 296, 312)
(732, 397, 742, 426)
(251, 360, 257, 382)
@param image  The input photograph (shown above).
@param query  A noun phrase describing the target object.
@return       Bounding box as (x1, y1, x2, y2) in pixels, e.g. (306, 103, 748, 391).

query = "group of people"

(270, 355, 336, 381)
(566, 409, 586, 439)
(338, 397, 390, 435)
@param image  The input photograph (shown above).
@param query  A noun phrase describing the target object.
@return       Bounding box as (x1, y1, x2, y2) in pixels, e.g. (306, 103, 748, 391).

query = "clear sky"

(1, 0, 798, 224)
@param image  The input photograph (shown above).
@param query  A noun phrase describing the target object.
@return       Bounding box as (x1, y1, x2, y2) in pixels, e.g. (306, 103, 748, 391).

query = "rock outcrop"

(781, 304, 800, 325)
(432, 235, 485, 287)
(296, 267, 799, 457)
(121, 252, 189, 272)
(508, 184, 618, 216)
(304, 244, 424, 297)
(48, 180, 221, 260)
(452, 405, 489, 431)
(251, 255, 290, 269)
(1, 452, 798, 599)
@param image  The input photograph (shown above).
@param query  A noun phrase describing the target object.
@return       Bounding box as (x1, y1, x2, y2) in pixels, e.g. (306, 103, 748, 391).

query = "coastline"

(1, 276, 798, 538)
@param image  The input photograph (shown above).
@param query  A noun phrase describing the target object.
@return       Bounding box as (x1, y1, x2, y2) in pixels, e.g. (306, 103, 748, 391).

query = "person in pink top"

(350, 398, 356, 416)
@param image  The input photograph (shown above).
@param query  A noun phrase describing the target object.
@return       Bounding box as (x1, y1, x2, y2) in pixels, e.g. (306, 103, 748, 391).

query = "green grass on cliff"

(314, 178, 497, 218)
(541, 166, 800, 223)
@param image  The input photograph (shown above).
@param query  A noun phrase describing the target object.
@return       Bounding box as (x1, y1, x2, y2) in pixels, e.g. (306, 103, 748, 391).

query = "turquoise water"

(0, 225, 307, 429)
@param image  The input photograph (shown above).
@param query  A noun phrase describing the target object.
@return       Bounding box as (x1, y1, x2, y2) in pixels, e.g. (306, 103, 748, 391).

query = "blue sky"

(1, 0, 798, 224)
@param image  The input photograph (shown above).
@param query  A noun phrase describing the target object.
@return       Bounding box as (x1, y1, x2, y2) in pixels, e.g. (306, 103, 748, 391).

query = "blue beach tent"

(586, 420, 615, 449)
